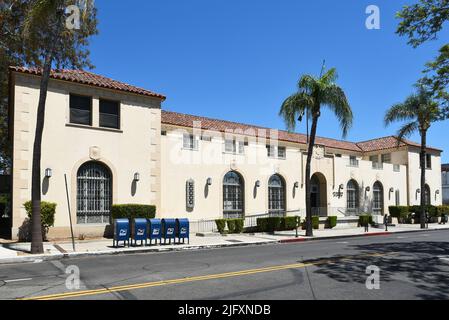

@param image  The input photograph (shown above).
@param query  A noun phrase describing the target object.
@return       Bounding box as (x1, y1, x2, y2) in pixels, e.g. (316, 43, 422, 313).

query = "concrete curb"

(1, 226, 448, 265)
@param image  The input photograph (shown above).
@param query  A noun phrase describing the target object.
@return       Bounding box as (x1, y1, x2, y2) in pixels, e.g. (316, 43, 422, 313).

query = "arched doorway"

(424, 184, 431, 205)
(373, 181, 384, 215)
(268, 174, 286, 216)
(311, 173, 327, 216)
(223, 171, 244, 219)
(77, 161, 112, 224)
(346, 179, 359, 214)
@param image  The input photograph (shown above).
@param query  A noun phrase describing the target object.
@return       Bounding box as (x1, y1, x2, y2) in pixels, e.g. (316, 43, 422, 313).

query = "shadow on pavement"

(301, 241, 449, 300)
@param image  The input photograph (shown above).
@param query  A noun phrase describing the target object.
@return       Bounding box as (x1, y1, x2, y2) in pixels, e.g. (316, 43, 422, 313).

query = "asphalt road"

(1, 230, 449, 300)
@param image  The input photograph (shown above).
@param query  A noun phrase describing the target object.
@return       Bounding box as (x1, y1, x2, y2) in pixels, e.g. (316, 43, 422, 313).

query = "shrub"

(327, 216, 337, 229)
(257, 217, 282, 232)
(111, 204, 156, 220)
(409, 205, 438, 223)
(281, 216, 298, 230)
(23, 201, 57, 241)
(388, 206, 409, 223)
(234, 219, 244, 233)
(358, 214, 373, 227)
(215, 219, 226, 234)
(437, 205, 449, 216)
(226, 219, 236, 233)
(312, 216, 320, 229)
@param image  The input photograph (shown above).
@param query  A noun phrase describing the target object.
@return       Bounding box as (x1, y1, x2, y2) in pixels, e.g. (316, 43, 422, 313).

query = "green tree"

(384, 87, 442, 229)
(19, 0, 98, 253)
(279, 67, 353, 236)
(396, 0, 449, 112)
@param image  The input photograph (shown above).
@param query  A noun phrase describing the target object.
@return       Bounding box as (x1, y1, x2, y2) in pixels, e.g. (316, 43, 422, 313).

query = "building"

(3, 67, 444, 239)
(443, 164, 449, 205)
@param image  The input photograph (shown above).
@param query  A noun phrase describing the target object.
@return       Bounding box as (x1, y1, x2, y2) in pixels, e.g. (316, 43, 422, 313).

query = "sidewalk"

(1, 223, 448, 265)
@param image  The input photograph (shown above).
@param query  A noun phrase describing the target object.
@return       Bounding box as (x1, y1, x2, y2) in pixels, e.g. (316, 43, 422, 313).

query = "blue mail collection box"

(161, 218, 176, 244)
(113, 218, 130, 247)
(148, 219, 162, 245)
(131, 218, 148, 246)
(176, 218, 190, 244)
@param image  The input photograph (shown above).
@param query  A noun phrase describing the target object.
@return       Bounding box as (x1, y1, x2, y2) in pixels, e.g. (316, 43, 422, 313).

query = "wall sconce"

(255, 180, 261, 188)
(44, 168, 52, 178)
(206, 177, 212, 186)
(436, 189, 440, 195)
(339, 184, 344, 190)
(389, 187, 394, 193)
(365, 186, 370, 192)
(294, 182, 299, 189)
(416, 188, 421, 194)
(134, 172, 140, 182)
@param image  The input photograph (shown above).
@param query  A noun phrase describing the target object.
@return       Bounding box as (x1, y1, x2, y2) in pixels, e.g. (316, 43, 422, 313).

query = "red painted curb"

(363, 232, 390, 236)
(279, 238, 306, 243)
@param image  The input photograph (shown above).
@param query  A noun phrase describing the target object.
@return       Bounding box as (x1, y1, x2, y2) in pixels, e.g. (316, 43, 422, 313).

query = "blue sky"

(90, 0, 448, 162)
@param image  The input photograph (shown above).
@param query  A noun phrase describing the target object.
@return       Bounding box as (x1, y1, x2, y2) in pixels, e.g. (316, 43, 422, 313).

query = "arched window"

(77, 161, 112, 224)
(223, 171, 244, 218)
(346, 179, 359, 214)
(424, 184, 431, 205)
(373, 181, 384, 215)
(268, 174, 286, 216)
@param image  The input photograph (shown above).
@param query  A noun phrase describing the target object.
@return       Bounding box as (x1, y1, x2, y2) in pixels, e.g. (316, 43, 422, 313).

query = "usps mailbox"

(148, 219, 162, 245)
(131, 218, 148, 246)
(113, 218, 130, 247)
(176, 218, 190, 244)
(161, 218, 176, 244)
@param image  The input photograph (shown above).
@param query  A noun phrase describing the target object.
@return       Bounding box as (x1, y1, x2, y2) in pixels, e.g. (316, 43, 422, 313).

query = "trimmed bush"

(388, 206, 409, 223)
(111, 204, 156, 220)
(409, 205, 438, 223)
(257, 217, 282, 232)
(437, 205, 449, 216)
(226, 219, 236, 233)
(312, 216, 320, 229)
(215, 219, 226, 234)
(23, 201, 56, 241)
(327, 216, 337, 229)
(234, 219, 244, 233)
(358, 214, 373, 227)
(281, 216, 298, 230)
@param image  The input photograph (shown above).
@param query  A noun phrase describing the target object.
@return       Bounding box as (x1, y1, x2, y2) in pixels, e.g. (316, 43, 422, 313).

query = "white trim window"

(266, 145, 286, 159)
(183, 134, 198, 150)
(225, 139, 244, 154)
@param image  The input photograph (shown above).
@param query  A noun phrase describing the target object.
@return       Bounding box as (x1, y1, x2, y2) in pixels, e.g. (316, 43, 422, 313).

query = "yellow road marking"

(21, 252, 392, 300)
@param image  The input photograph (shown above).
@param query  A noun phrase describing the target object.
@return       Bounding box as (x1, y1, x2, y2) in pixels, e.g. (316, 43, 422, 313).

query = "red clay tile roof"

(356, 136, 442, 152)
(161, 110, 362, 152)
(9, 66, 166, 100)
(162, 110, 442, 153)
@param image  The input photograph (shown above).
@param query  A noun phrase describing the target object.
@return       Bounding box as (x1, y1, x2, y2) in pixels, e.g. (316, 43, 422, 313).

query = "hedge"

(234, 219, 244, 233)
(327, 216, 337, 229)
(281, 216, 298, 230)
(312, 216, 319, 229)
(215, 219, 226, 234)
(437, 206, 449, 216)
(111, 204, 156, 220)
(257, 217, 282, 232)
(23, 201, 56, 241)
(388, 206, 410, 223)
(226, 219, 236, 233)
(358, 214, 373, 227)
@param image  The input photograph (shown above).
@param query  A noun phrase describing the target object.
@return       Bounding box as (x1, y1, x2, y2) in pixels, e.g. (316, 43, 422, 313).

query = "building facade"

(443, 164, 449, 205)
(3, 67, 444, 239)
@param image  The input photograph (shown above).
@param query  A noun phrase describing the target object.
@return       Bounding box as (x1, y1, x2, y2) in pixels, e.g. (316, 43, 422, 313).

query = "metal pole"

(64, 174, 76, 252)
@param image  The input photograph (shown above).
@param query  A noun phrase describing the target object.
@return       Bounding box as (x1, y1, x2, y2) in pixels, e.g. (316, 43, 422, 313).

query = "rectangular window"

(99, 99, 120, 129)
(267, 145, 276, 158)
(426, 154, 432, 169)
(183, 134, 198, 150)
(349, 156, 359, 167)
(381, 153, 391, 164)
(70, 94, 92, 125)
(335, 154, 342, 158)
(225, 139, 244, 154)
(393, 164, 400, 172)
(277, 146, 286, 159)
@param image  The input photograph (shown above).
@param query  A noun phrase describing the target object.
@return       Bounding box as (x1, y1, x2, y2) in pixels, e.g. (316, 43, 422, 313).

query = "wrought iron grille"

(223, 171, 244, 218)
(346, 180, 359, 214)
(373, 182, 384, 215)
(77, 162, 112, 224)
(268, 174, 285, 215)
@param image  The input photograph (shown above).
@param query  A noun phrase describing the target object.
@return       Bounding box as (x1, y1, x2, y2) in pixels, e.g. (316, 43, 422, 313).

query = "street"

(1, 230, 449, 300)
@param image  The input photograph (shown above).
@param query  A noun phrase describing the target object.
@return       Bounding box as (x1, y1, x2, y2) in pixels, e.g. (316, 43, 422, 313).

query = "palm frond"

(320, 67, 338, 85)
(321, 84, 353, 138)
(384, 98, 419, 127)
(279, 92, 313, 131)
(396, 121, 418, 146)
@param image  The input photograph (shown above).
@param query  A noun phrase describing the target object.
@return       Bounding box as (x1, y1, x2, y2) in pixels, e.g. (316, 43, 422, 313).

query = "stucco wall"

(11, 73, 162, 239)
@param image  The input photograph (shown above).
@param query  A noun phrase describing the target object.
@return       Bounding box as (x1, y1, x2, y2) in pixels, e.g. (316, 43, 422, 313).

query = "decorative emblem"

(313, 145, 325, 160)
(89, 146, 101, 160)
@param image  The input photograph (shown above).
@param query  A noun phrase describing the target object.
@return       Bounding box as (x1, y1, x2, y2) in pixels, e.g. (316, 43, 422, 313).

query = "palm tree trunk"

(30, 53, 52, 254)
(419, 130, 427, 229)
(305, 111, 319, 237)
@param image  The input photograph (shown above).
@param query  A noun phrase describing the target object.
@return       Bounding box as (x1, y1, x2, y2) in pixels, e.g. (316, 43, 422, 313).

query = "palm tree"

(384, 87, 441, 229)
(279, 67, 353, 236)
(22, 0, 97, 253)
